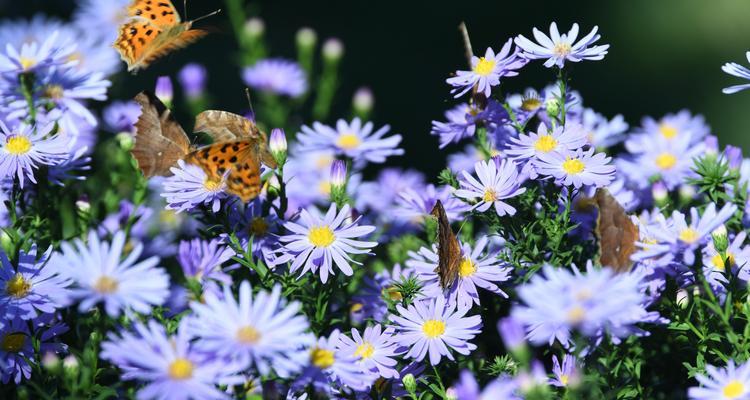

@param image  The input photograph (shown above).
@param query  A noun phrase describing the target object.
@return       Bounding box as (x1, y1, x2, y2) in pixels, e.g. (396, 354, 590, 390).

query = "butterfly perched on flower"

(113, 0, 220, 72)
(431, 199, 462, 289)
(131, 90, 277, 202)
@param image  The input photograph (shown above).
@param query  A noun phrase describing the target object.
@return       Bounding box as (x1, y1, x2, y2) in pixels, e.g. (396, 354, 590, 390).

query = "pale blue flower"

(515, 22, 609, 68)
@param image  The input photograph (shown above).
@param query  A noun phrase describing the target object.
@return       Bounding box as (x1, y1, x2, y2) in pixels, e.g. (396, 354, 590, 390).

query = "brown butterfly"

(594, 188, 639, 273)
(131, 91, 276, 202)
(430, 200, 462, 289)
(113, 0, 219, 72)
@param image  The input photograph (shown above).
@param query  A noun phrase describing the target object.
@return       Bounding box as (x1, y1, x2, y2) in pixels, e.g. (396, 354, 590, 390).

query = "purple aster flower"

(0, 314, 68, 384)
(394, 184, 468, 225)
(550, 354, 581, 388)
(688, 360, 750, 400)
(330, 159, 347, 191)
(722, 52, 750, 94)
(535, 147, 615, 188)
(276, 203, 377, 283)
(408, 236, 512, 307)
(187, 281, 314, 378)
(101, 320, 246, 400)
(626, 110, 709, 151)
(178, 63, 207, 98)
(161, 160, 228, 213)
(701, 231, 750, 289)
(177, 238, 234, 294)
(0, 246, 72, 320)
(506, 121, 588, 178)
(447, 145, 495, 174)
(0, 120, 70, 188)
(72, 0, 130, 43)
(511, 264, 663, 347)
(453, 370, 521, 400)
(297, 118, 404, 165)
(102, 100, 140, 134)
(223, 199, 284, 269)
(356, 168, 425, 217)
(0, 31, 75, 73)
(430, 103, 478, 148)
(391, 294, 482, 365)
(455, 159, 526, 216)
(446, 39, 526, 98)
(295, 329, 375, 393)
(498, 316, 527, 351)
(581, 108, 628, 148)
(243, 58, 307, 97)
(515, 22, 609, 68)
(351, 263, 414, 323)
(53, 230, 170, 317)
(337, 324, 403, 379)
(620, 137, 705, 191)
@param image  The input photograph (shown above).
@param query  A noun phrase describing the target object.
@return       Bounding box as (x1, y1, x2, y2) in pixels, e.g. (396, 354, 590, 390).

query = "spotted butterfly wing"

(127, 0, 181, 26)
(594, 188, 639, 273)
(131, 91, 191, 177)
(430, 200, 462, 289)
(193, 110, 277, 168)
(183, 141, 263, 202)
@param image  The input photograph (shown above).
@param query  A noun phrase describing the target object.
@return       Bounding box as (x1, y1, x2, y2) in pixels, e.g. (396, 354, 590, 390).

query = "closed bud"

(269, 128, 287, 166)
(676, 288, 690, 309)
(42, 352, 61, 372)
(402, 373, 417, 394)
(76, 196, 90, 213)
(155, 76, 173, 105)
(296, 27, 317, 49)
(244, 17, 265, 38)
(353, 87, 374, 115)
(63, 355, 79, 377)
(330, 160, 347, 190)
(444, 388, 458, 400)
(116, 132, 134, 150)
(545, 98, 560, 118)
(678, 184, 696, 204)
(322, 38, 344, 61)
(712, 225, 729, 253)
(652, 181, 668, 207)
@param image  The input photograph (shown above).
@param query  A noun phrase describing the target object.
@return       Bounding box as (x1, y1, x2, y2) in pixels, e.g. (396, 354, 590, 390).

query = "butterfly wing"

(127, 0, 181, 26)
(431, 200, 462, 289)
(113, 19, 164, 71)
(131, 91, 191, 177)
(193, 110, 277, 169)
(595, 188, 639, 273)
(184, 140, 263, 202)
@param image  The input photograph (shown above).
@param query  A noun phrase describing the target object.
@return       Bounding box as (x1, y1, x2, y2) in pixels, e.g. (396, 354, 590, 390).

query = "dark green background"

(5, 0, 750, 177)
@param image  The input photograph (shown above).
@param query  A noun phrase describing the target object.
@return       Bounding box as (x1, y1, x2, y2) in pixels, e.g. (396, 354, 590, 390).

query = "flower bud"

(76, 196, 91, 213)
(244, 17, 265, 39)
(652, 181, 668, 207)
(712, 225, 729, 253)
(63, 355, 79, 377)
(330, 160, 347, 190)
(724, 145, 743, 170)
(155, 76, 173, 105)
(444, 388, 458, 400)
(545, 98, 560, 118)
(678, 184, 696, 204)
(704, 135, 719, 156)
(178, 63, 207, 99)
(402, 373, 417, 394)
(116, 132, 134, 150)
(269, 128, 287, 166)
(353, 87, 374, 115)
(676, 288, 690, 309)
(296, 27, 317, 50)
(322, 38, 344, 61)
(42, 352, 61, 372)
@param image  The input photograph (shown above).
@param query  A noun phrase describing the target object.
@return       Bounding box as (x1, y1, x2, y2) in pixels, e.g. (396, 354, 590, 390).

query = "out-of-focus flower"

(621, 133, 706, 190)
(356, 168, 425, 217)
(394, 184, 468, 224)
(446, 39, 526, 98)
(550, 354, 580, 388)
(187, 281, 314, 378)
(581, 108, 628, 148)
(155, 76, 173, 104)
(178, 63, 207, 99)
(337, 324, 402, 379)
(177, 238, 234, 292)
(455, 159, 526, 216)
(688, 360, 750, 400)
(0, 247, 72, 320)
(294, 329, 374, 393)
(515, 22, 609, 68)
(0, 120, 70, 188)
(296, 27, 318, 49)
(243, 59, 307, 97)
(102, 100, 140, 134)
(453, 370, 522, 400)
(276, 203, 376, 283)
(722, 52, 750, 94)
(54, 230, 170, 317)
(297, 118, 404, 165)
(391, 295, 482, 365)
(498, 317, 526, 351)
(322, 38, 345, 61)
(101, 320, 246, 400)
(0, 315, 68, 384)
(535, 147, 616, 188)
(353, 87, 374, 115)
(161, 160, 228, 213)
(626, 111, 709, 150)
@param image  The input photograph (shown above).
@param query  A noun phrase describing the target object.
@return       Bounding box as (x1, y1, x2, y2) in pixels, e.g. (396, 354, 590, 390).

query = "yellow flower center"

(43, 84, 64, 100)
(384, 286, 403, 301)
(337, 133, 361, 150)
(473, 57, 496, 76)
(249, 217, 268, 237)
(311, 347, 335, 369)
(567, 305, 586, 324)
(659, 123, 678, 139)
(5, 136, 32, 155)
(350, 302, 364, 313)
(167, 358, 194, 380)
(483, 188, 497, 202)
(655, 153, 677, 170)
(711, 252, 736, 271)
(534, 135, 558, 153)
(560, 374, 570, 386)
(318, 181, 331, 195)
(562, 157, 585, 175)
(521, 97, 542, 112)
(678, 228, 699, 244)
(5, 273, 31, 298)
(1, 332, 26, 352)
(203, 178, 222, 191)
(236, 326, 261, 344)
(723, 380, 745, 399)
(309, 226, 335, 247)
(315, 155, 334, 170)
(354, 342, 375, 359)
(19, 57, 36, 70)
(93, 276, 119, 294)
(553, 42, 572, 57)
(422, 319, 446, 338)
(459, 258, 477, 278)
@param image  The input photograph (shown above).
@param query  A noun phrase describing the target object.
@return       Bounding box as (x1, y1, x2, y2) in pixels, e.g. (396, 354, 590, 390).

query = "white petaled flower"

(688, 360, 750, 400)
(53, 230, 170, 317)
(297, 118, 404, 165)
(534, 148, 615, 188)
(446, 39, 526, 98)
(455, 159, 526, 217)
(722, 52, 750, 94)
(337, 324, 402, 379)
(515, 22, 609, 68)
(0, 120, 70, 188)
(161, 160, 228, 213)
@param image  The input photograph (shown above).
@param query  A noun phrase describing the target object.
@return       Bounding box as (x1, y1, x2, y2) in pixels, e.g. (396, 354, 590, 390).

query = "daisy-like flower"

(453, 370, 522, 400)
(620, 135, 706, 191)
(581, 108, 628, 148)
(242, 58, 307, 97)
(295, 329, 375, 393)
(276, 203, 377, 283)
(0, 246, 72, 320)
(391, 294, 482, 365)
(722, 52, 750, 94)
(351, 263, 415, 323)
(53, 230, 170, 317)
(407, 236, 512, 307)
(187, 281, 314, 378)
(101, 319, 246, 400)
(102, 100, 140, 134)
(505, 122, 588, 176)
(626, 110, 709, 151)
(297, 118, 404, 165)
(177, 238, 234, 292)
(511, 264, 662, 347)
(455, 159, 526, 217)
(702, 231, 750, 289)
(161, 160, 228, 213)
(0, 120, 70, 188)
(1, 315, 68, 384)
(337, 325, 402, 379)
(550, 354, 581, 388)
(356, 168, 425, 218)
(178, 63, 207, 99)
(535, 147, 615, 188)
(515, 22, 609, 68)
(393, 184, 469, 224)
(446, 39, 526, 98)
(688, 360, 750, 400)
(0, 31, 75, 73)
(430, 103, 478, 148)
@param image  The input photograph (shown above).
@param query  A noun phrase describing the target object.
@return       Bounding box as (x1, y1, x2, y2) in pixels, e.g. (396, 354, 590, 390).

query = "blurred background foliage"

(3, 0, 750, 178)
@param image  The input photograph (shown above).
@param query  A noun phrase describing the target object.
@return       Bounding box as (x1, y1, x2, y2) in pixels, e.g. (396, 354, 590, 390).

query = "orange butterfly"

(113, 0, 220, 72)
(131, 91, 277, 202)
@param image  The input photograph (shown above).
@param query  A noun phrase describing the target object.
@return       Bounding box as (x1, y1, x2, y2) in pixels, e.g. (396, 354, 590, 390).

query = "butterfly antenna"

(184, 0, 188, 20)
(458, 21, 473, 69)
(244, 88, 256, 120)
(191, 8, 222, 23)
